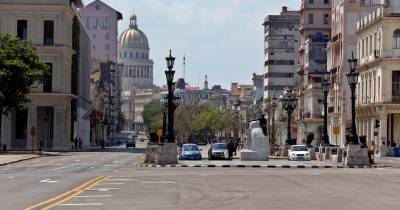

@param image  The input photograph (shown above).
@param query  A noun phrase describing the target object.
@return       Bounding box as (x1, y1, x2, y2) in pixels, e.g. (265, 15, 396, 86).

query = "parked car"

(288, 145, 311, 161)
(179, 144, 202, 160)
(126, 140, 136, 148)
(208, 143, 230, 160)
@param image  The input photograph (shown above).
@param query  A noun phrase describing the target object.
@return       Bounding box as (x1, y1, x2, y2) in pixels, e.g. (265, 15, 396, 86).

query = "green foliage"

(0, 33, 48, 114)
(143, 100, 163, 129)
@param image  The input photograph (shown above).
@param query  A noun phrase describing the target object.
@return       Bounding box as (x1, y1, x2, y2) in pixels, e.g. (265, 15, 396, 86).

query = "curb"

(0, 156, 39, 166)
(137, 164, 386, 169)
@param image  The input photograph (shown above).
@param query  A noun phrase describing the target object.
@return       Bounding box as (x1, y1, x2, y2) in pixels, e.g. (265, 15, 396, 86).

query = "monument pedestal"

(344, 144, 369, 167)
(145, 143, 178, 165)
(378, 144, 387, 157)
(239, 120, 269, 161)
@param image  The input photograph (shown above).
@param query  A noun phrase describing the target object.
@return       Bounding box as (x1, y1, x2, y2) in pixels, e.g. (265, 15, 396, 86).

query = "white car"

(288, 145, 311, 161)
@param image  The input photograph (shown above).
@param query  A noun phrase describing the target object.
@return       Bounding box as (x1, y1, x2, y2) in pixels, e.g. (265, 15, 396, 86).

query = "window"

(43, 20, 54, 45)
(43, 63, 52, 93)
(93, 34, 96, 39)
(309, 0, 314, 4)
(92, 45, 95, 50)
(393, 29, 400, 49)
(15, 109, 28, 140)
(130, 52, 133, 58)
(265, 60, 295, 66)
(136, 52, 139, 58)
(96, 4, 100, 10)
(17, 20, 27, 40)
(324, 0, 329, 4)
(308, 14, 314, 24)
(142, 53, 145, 58)
(124, 52, 127, 58)
(105, 33, 110, 40)
(324, 14, 329, 24)
(105, 44, 110, 51)
(392, 71, 400, 102)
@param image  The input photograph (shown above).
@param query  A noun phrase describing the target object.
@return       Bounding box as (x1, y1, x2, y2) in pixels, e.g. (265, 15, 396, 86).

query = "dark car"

(208, 143, 229, 160)
(179, 144, 202, 160)
(126, 140, 135, 148)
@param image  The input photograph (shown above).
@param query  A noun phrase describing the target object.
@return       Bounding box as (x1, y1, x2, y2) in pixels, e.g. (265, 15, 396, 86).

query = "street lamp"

(346, 52, 359, 145)
(164, 50, 179, 143)
(280, 88, 297, 145)
(266, 96, 277, 145)
(321, 74, 330, 146)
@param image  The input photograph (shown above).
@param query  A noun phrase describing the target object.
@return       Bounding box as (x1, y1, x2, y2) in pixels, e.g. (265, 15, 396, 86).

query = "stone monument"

(240, 117, 269, 161)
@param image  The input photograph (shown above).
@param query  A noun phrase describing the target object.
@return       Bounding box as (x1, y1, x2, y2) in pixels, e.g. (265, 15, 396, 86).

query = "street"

(0, 143, 399, 210)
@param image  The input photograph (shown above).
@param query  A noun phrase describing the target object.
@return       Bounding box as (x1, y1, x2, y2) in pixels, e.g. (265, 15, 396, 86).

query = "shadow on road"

(82, 147, 145, 154)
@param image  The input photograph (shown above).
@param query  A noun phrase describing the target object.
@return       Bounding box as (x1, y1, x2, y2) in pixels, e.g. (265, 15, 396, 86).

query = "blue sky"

(88, 0, 300, 89)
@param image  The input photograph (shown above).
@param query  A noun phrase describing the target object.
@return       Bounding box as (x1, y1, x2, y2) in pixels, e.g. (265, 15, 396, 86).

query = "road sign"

(30, 126, 36, 136)
(156, 128, 163, 144)
(334, 127, 340, 135)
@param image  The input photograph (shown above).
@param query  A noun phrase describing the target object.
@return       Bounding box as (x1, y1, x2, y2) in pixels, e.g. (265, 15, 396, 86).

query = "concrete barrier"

(145, 143, 178, 165)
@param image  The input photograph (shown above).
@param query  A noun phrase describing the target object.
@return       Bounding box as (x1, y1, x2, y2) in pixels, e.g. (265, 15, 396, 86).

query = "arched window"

(393, 29, 400, 49)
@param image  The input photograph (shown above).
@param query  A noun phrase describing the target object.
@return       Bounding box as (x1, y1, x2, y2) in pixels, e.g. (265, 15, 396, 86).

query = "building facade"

(296, 0, 331, 145)
(118, 12, 155, 132)
(0, 0, 91, 150)
(263, 6, 301, 99)
(327, 0, 383, 147)
(355, 1, 400, 156)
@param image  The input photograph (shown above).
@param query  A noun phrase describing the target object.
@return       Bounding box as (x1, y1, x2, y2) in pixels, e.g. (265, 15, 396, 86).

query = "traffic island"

(344, 144, 369, 167)
(145, 143, 178, 165)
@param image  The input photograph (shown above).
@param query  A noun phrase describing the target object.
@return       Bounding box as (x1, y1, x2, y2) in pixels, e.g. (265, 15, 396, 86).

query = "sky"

(86, 0, 300, 89)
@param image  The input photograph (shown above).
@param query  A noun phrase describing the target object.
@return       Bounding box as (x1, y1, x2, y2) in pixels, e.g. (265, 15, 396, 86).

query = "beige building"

(327, 0, 382, 147)
(355, 1, 400, 155)
(0, 0, 91, 150)
(297, 0, 331, 145)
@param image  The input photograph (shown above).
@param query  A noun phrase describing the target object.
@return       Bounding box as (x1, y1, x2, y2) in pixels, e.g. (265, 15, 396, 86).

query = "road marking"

(98, 182, 124, 185)
(8, 176, 14, 179)
(108, 178, 131, 181)
(24, 176, 109, 210)
(40, 179, 59, 183)
(58, 203, 103, 206)
(141, 181, 176, 184)
(87, 187, 120, 192)
(74, 195, 111, 198)
(51, 164, 73, 171)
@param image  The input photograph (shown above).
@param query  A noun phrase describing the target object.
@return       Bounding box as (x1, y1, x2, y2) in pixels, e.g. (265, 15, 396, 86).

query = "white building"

(355, 1, 400, 155)
(118, 12, 155, 132)
(0, 0, 91, 150)
(263, 6, 301, 99)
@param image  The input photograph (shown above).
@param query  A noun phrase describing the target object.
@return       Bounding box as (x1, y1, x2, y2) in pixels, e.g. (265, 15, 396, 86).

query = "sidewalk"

(374, 156, 400, 168)
(0, 154, 39, 166)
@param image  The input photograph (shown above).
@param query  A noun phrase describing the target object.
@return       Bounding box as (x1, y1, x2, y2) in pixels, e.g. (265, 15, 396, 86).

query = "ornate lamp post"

(280, 88, 298, 145)
(321, 75, 330, 146)
(165, 50, 180, 143)
(266, 96, 277, 144)
(346, 52, 359, 145)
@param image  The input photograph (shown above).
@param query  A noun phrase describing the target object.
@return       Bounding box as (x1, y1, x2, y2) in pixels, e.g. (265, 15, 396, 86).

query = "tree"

(143, 99, 163, 130)
(0, 33, 48, 142)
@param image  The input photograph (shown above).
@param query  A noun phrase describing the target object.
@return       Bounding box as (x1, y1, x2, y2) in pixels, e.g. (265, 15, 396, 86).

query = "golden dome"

(118, 13, 149, 49)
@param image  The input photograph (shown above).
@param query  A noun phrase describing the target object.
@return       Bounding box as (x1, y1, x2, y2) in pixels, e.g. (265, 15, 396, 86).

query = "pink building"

(80, 0, 122, 62)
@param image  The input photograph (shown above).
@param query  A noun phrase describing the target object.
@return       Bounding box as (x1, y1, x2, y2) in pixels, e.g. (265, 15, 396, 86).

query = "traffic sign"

(30, 126, 36, 136)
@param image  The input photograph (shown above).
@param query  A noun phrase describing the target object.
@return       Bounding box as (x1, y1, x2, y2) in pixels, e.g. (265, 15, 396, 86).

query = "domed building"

(118, 12, 155, 132)
(118, 12, 154, 90)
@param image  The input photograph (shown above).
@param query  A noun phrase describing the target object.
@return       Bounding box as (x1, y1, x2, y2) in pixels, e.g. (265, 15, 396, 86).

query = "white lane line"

(108, 179, 131, 181)
(74, 195, 111, 198)
(51, 164, 73, 171)
(7, 176, 14, 179)
(58, 203, 103, 206)
(141, 181, 176, 184)
(87, 188, 120, 192)
(40, 179, 59, 183)
(97, 182, 124, 185)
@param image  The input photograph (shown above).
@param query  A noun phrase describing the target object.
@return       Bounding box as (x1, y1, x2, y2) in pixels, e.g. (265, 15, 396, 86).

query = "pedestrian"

(74, 136, 78, 150)
(227, 140, 234, 160)
(37, 138, 43, 155)
(78, 137, 83, 150)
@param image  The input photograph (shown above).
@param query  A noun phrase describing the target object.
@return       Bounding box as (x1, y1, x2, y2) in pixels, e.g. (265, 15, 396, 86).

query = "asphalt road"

(1, 143, 400, 210)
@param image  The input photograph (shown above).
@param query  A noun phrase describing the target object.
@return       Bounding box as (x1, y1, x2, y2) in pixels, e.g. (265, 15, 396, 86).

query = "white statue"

(240, 118, 269, 161)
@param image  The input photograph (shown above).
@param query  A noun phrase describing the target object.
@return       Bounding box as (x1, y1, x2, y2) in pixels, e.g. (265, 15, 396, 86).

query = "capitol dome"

(118, 13, 149, 49)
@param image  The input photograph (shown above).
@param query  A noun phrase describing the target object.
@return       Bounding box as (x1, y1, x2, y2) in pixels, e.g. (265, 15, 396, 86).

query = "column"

(379, 113, 388, 156)
(53, 105, 71, 150)
(1, 113, 12, 148)
(26, 106, 37, 150)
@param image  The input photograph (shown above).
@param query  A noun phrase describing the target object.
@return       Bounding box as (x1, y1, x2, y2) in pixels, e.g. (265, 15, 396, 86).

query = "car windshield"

(291, 146, 308, 151)
(182, 145, 198, 151)
(213, 144, 227, 150)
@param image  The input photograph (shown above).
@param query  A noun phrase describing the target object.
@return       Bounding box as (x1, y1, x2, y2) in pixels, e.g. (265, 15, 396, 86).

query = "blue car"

(179, 144, 202, 160)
